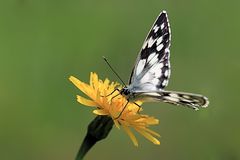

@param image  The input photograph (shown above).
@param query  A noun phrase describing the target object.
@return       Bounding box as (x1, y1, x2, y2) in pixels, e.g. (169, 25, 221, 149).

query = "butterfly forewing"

(129, 11, 171, 90)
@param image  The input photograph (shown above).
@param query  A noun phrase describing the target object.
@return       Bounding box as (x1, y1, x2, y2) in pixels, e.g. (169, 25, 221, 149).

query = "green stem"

(75, 116, 113, 160)
(75, 134, 96, 160)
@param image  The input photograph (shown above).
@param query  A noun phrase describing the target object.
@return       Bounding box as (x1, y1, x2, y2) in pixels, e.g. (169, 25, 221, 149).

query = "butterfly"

(106, 10, 209, 113)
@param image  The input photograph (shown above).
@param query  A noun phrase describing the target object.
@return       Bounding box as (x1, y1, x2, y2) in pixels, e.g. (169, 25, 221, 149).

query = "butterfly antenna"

(102, 56, 126, 86)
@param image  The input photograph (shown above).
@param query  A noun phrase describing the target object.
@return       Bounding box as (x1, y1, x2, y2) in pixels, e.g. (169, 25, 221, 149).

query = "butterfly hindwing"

(136, 91, 209, 110)
(129, 11, 171, 90)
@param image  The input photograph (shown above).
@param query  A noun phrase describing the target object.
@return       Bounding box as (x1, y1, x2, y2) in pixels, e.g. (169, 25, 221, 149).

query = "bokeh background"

(1, 0, 240, 160)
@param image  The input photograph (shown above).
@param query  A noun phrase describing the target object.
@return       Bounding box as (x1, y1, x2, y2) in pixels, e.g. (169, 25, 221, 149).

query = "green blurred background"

(0, 0, 240, 159)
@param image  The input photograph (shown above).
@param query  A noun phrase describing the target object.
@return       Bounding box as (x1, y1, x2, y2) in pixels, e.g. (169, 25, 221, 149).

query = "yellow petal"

(103, 78, 110, 86)
(69, 76, 82, 89)
(137, 127, 160, 137)
(89, 72, 94, 87)
(113, 120, 121, 129)
(146, 118, 159, 125)
(135, 101, 143, 106)
(77, 95, 97, 107)
(93, 109, 108, 115)
(69, 76, 90, 95)
(122, 125, 138, 147)
(137, 116, 159, 125)
(96, 90, 101, 101)
(135, 128, 160, 145)
(90, 72, 99, 90)
(125, 114, 142, 121)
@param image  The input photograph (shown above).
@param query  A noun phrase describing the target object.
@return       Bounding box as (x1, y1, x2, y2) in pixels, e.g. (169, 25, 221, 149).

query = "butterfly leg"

(107, 88, 120, 97)
(102, 88, 120, 97)
(114, 100, 129, 119)
(110, 93, 121, 102)
(133, 102, 142, 113)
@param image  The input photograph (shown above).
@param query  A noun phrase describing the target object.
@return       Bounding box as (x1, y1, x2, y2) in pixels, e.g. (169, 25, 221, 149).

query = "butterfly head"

(120, 86, 141, 102)
(120, 87, 131, 99)
(120, 87, 130, 95)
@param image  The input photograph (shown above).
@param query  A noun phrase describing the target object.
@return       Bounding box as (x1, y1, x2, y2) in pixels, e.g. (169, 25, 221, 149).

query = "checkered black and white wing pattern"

(139, 91, 209, 110)
(129, 11, 171, 90)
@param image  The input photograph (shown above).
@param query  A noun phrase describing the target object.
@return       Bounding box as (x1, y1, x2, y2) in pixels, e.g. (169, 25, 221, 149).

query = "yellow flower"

(69, 72, 160, 146)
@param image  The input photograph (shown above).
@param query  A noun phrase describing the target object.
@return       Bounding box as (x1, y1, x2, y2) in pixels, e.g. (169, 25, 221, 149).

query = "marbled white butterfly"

(106, 10, 209, 113)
